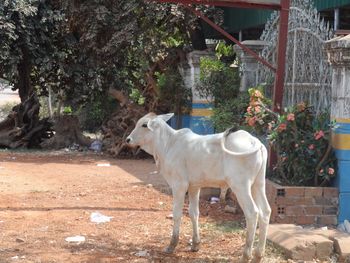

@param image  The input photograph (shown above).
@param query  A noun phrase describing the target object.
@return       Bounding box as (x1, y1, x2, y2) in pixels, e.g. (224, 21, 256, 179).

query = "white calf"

(126, 113, 271, 262)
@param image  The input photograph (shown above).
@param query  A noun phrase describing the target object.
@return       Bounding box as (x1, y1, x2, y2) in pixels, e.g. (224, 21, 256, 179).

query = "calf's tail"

(221, 129, 262, 156)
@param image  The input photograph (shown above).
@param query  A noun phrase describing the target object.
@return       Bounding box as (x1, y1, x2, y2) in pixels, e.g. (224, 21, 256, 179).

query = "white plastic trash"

(344, 219, 350, 233)
(65, 235, 85, 243)
(90, 212, 113, 224)
(97, 163, 111, 167)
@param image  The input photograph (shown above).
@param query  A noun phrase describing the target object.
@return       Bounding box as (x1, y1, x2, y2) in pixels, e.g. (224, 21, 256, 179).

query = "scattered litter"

(37, 226, 49, 232)
(65, 235, 86, 243)
(344, 219, 350, 233)
(224, 205, 237, 214)
(338, 223, 346, 232)
(134, 250, 150, 257)
(90, 140, 102, 152)
(338, 220, 350, 234)
(158, 201, 164, 206)
(146, 184, 153, 188)
(320, 226, 328, 231)
(166, 214, 173, 219)
(10, 255, 25, 261)
(210, 197, 220, 204)
(149, 171, 158, 175)
(90, 212, 113, 224)
(97, 163, 111, 167)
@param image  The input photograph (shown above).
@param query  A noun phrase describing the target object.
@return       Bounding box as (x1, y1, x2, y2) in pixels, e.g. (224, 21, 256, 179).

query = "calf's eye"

(142, 123, 148, 128)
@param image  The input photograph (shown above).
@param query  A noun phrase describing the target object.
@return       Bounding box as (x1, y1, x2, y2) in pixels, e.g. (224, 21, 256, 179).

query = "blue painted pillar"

(326, 35, 350, 223)
(177, 50, 215, 135)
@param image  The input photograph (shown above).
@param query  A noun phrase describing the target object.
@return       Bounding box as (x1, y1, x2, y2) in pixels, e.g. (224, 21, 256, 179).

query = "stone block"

(333, 236, 350, 261)
(268, 224, 333, 261)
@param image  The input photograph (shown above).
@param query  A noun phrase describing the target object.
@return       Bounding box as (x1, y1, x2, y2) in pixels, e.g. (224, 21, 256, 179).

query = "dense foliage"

(1, 0, 221, 108)
(246, 88, 337, 187)
(196, 42, 243, 132)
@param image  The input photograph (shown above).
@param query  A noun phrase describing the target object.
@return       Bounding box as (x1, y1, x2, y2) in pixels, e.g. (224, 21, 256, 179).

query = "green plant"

(129, 88, 145, 105)
(197, 56, 240, 104)
(215, 41, 234, 60)
(246, 88, 337, 187)
(77, 95, 117, 132)
(211, 93, 249, 132)
(195, 50, 241, 132)
(155, 70, 192, 115)
(62, 106, 72, 115)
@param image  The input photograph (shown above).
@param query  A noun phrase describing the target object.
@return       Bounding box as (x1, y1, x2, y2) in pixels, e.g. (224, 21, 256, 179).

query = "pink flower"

(319, 169, 324, 174)
(314, 130, 325, 140)
(287, 113, 295, 121)
(277, 123, 287, 132)
(254, 106, 261, 113)
(247, 106, 252, 113)
(295, 143, 299, 148)
(254, 90, 263, 98)
(308, 144, 315, 150)
(328, 168, 335, 175)
(247, 116, 257, 127)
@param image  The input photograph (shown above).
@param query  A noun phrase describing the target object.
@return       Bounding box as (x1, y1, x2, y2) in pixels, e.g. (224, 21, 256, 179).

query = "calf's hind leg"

(165, 185, 187, 253)
(230, 183, 259, 263)
(188, 187, 201, 251)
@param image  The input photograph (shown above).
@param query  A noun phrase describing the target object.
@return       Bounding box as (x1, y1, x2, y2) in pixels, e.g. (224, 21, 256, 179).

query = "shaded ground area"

(0, 151, 289, 262)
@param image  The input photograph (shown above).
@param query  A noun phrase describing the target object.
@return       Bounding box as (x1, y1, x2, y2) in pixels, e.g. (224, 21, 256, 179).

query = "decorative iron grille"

(257, 0, 334, 113)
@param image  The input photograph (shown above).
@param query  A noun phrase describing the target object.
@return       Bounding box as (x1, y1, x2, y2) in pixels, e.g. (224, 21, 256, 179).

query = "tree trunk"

(0, 94, 52, 149)
(102, 88, 148, 157)
(16, 44, 33, 102)
(40, 115, 92, 149)
(190, 22, 207, 51)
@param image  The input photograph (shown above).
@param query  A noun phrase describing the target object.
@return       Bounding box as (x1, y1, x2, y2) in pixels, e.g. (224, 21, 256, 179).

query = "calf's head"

(126, 113, 174, 150)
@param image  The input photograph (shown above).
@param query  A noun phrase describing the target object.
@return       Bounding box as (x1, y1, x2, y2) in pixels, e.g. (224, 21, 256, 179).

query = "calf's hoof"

(190, 242, 200, 252)
(239, 254, 251, 263)
(252, 250, 263, 263)
(164, 246, 175, 254)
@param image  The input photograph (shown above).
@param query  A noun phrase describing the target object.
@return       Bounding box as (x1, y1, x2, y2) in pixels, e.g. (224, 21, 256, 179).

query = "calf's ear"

(157, 113, 174, 122)
(147, 119, 159, 131)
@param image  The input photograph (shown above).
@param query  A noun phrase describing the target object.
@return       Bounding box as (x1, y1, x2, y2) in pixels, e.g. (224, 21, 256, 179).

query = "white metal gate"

(258, 0, 334, 112)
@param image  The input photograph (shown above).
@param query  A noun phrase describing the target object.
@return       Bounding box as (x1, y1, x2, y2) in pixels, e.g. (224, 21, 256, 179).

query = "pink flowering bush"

(245, 88, 337, 187)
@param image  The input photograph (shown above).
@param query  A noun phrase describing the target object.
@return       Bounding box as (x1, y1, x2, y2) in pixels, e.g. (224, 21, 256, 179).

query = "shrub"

(246, 88, 337, 187)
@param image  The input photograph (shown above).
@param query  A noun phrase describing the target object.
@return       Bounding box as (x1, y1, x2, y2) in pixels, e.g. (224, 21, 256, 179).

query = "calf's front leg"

(188, 187, 201, 252)
(165, 185, 187, 254)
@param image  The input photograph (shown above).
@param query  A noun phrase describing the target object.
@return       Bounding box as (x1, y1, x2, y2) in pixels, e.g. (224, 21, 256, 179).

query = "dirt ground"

(0, 150, 290, 263)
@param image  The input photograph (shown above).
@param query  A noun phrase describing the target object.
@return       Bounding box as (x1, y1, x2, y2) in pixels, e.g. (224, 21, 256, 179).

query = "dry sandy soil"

(0, 150, 290, 263)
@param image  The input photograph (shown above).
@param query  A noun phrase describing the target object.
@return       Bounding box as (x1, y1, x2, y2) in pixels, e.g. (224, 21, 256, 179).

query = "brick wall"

(266, 180, 339, 225)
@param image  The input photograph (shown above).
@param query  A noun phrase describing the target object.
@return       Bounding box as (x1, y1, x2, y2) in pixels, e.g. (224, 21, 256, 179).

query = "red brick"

(316, 215, 338, 225)
(285, 187, 305, 197)
(274, 215, 296, 224)
(323, 206, 338, 215)
(285, 206, 305, 216)
(296, 215, 316, 225)
(304, 206, 323, 216)
(323, 187, 339, 198)
(276, 196, 315, 206)
(314, 196, 338, 206)
(305, 187, 323, 197)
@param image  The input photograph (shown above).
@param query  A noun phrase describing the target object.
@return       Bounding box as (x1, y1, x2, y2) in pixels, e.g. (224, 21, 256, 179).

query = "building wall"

(206, 0, 350, 37)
